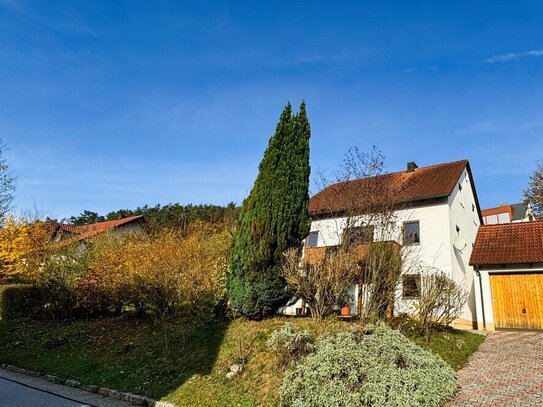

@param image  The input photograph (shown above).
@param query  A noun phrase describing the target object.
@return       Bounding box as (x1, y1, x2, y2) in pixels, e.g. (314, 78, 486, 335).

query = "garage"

(489, 273, 543, 330)
(470, 220, 543, 331)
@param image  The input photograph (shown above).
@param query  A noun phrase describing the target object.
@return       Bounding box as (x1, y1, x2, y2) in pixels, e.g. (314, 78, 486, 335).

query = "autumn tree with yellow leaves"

(0, 216, 49, 283)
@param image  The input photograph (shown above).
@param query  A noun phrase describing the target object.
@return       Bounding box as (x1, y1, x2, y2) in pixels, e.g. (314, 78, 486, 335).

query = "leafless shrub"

(416, 271, 469, 335)
(281, 247, 361, 320)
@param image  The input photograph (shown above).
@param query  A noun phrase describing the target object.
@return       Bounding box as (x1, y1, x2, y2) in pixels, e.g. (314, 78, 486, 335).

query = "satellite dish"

(453, 236, 467, 251)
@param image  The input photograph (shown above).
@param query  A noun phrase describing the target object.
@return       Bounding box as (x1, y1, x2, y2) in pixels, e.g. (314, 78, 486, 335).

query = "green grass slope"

(0, 316, 484, 406)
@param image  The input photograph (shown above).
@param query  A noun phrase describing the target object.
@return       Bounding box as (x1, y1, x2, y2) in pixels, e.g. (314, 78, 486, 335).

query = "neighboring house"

(481, 203, 533, 225)
(470, 221, 543, 330)
(280, 159, 483, 330)
(49, 215, 145, 247)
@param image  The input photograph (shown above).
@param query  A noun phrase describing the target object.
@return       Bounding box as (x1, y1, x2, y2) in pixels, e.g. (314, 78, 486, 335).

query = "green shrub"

(0, 284, 43, 319)
(280, 323, 457, 407)
(267, 323, 314, 366)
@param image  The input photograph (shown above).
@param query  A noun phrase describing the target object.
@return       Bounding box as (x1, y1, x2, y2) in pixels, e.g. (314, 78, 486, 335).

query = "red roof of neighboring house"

(481, 205, 513, 218)
(51, 215, 144, 246)
(470, 221, 543, 266)
(309, 159, 473, 216)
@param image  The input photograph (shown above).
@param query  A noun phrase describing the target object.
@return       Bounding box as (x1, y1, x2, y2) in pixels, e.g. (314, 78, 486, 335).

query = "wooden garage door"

(490, 273, 543, 330)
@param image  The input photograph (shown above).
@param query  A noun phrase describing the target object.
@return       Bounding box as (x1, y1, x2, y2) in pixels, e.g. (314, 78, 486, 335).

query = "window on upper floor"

(343, 225, 374, 246)
(403, 221, 420, 245)
(402, 274, 421, 299)
(458, 182, 464, 207)
(305, 231, 319, 247)
(472, 204, 477, 224)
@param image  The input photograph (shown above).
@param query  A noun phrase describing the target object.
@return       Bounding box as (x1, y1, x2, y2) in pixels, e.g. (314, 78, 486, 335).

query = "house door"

(490, 272, 543, 330)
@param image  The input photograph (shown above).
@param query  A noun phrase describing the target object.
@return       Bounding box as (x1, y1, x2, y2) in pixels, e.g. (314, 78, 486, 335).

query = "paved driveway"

(450, 331, 543, 407)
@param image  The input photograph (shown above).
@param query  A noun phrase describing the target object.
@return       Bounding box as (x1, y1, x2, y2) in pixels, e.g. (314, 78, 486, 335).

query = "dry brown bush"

(30, 221, 232, 319)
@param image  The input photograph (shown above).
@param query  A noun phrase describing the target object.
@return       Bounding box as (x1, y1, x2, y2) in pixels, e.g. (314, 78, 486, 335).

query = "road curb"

(0, 364, 175, 407)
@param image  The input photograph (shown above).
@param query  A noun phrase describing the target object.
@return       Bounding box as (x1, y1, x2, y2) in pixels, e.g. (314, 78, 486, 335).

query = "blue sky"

(1, 1, 542, 220)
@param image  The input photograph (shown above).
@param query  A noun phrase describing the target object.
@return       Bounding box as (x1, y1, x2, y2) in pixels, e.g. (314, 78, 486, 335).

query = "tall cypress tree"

(228, 102, 311, 318)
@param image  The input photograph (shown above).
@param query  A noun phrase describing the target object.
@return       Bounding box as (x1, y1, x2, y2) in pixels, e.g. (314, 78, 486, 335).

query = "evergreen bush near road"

(280, 323, 457, 407)
(228, 102, 311, 319)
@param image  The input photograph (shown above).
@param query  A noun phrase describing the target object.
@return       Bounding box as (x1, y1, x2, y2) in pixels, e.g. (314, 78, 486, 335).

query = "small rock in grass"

(229, 364, 243, 374)
(65, 379, 80, 388)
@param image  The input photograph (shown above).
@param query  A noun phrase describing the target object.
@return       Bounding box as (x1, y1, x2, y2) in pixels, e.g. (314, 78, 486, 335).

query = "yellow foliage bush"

(34, 221, 232, 319)
(0, 217, 49, 283)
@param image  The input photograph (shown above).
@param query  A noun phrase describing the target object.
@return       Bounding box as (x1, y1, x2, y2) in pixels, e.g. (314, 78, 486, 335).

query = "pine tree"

(228, 102, 311, 318)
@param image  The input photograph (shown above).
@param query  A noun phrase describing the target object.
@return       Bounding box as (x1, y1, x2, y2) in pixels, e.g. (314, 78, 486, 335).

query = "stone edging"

(0, 363, 175, 407)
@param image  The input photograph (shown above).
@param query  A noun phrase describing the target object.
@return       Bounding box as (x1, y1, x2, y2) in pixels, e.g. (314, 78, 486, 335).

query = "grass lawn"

(0, 316, 484, 406)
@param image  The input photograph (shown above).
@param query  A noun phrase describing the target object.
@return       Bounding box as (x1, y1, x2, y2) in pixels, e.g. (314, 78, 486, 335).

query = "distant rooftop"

(481, 203, 532, 225)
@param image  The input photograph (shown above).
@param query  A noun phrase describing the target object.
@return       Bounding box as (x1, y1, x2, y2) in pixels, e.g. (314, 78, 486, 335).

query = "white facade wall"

(446, 169, 481, 326)
(280, 168, 482, 328)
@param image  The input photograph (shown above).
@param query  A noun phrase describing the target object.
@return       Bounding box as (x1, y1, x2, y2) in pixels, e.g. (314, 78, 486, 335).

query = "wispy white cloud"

(486, 50, 543, 64)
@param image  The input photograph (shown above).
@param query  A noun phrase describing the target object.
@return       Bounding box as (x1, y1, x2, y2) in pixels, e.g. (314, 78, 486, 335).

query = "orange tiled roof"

(481, 205, 513, 218)
(309, 159, 470, 216)
(52, 215, 144, 246)
(470, 221, 543, 266)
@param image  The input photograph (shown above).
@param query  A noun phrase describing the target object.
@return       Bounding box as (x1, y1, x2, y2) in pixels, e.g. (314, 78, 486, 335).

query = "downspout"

(474, 266, 486, 330)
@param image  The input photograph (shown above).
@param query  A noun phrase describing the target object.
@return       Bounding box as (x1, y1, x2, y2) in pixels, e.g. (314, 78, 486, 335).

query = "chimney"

(407, 161, 418, 172)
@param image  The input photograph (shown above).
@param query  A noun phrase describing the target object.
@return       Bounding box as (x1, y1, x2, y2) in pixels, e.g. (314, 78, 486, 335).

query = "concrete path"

(449, 331, 543, 407)
(0, 369, 133, 407)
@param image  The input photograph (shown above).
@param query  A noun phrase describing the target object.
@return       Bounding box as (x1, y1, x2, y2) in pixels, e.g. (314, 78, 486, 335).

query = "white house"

(280, 159, 484, 330)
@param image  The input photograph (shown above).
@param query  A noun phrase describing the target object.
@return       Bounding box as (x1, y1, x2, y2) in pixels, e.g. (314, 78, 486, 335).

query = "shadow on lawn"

(127, 317, 232, 399)
(0, 315, 232, 401)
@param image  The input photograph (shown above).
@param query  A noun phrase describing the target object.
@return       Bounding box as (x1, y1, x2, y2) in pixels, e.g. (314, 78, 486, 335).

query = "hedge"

(0, 284, 44, 320)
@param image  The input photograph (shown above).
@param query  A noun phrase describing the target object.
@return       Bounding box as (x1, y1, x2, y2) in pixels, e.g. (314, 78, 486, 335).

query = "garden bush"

(267, 323, 314, 366)
(0, 284, 43, 319)
(26, 222, 231, 320)
(280, 323, 457, 407)
(416, 271, 469, 335)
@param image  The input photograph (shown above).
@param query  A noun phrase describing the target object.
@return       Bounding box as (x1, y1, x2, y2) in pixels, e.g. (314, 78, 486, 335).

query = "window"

(458, 183, 464, 207)
(402, 274, 421, 299)
(343, 225, 374, 246)
(472, 204, 477, 224)
(305, 231, 319, 247)
(403, 221, 420, 244)
(484, 214, 498, 225)
(456, 225, 461, 235)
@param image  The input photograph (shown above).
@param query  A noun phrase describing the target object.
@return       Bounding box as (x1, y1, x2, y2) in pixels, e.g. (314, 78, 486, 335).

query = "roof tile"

(309, 160, 469, 215)
(470, 221, 543, 265)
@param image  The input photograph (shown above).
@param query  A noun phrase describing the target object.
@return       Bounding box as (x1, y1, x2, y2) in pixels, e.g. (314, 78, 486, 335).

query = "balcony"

(303, 241, 401, 265)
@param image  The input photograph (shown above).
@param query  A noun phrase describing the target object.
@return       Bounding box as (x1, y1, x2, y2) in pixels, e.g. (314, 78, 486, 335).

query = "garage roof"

(470, 221, 543, 265)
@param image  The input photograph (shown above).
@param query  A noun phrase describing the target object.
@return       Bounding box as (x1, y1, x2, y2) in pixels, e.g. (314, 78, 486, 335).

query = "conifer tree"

(228, 102, 311, 318)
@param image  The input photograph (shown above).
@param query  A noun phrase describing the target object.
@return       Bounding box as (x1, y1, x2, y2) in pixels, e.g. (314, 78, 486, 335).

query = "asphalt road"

(0, 376, 85, 406)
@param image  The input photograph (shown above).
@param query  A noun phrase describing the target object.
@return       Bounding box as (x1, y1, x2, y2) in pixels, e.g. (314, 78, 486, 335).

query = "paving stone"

(447, 331, 543, 407)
